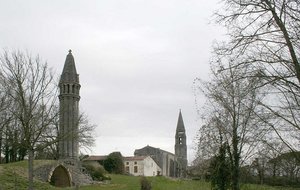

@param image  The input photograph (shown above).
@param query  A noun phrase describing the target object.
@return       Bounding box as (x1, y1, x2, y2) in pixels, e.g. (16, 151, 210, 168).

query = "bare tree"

(36, 111, 96, 159)
(214, 0, 300, 153)
(0, 50, 58, 190)
(252, 139, 288, 183)
(196, 122, 223, 162)
(0, 90, 12, 163)
(215, 0, 300, 79)
(195, 60, 268, 190)
(77, 112, 96, 152)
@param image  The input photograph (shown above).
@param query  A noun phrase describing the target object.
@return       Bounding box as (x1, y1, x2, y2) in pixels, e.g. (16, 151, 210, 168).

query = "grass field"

(0, 160, 299, 190)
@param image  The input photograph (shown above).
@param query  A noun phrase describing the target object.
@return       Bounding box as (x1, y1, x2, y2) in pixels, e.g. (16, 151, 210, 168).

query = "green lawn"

(81, 175, 300, 190)
(0, 160, 57, 190)
(0, 160, 299, 190)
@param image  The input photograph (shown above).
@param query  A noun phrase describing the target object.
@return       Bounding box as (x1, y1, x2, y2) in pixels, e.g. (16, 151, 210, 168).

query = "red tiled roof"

(123, 156, 148, 161)
(85, 155, 107, 161)
(85, 155, 150, 162)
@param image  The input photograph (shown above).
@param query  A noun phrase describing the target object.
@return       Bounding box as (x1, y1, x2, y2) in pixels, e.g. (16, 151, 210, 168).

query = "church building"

(86, 110, 188, 177)
(134, 110, 188, 177)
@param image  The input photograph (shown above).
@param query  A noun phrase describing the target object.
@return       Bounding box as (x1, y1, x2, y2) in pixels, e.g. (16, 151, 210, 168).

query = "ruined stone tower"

(58, 50, 81, 159)
(175, 110, 187, 177)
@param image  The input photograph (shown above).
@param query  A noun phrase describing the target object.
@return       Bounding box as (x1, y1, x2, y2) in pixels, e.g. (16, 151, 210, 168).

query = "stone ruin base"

(34, 159, 93, 187)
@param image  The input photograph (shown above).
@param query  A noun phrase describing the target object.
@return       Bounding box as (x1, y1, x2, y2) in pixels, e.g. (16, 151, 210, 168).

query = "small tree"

(210, 142, 230, 190)
(103, 152, 124, 174)
(195, 60, 267, 190)
(140, 176, 152, 190)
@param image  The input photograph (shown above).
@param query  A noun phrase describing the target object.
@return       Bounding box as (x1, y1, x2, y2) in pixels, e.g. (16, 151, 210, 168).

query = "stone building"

(86, 111, 188, 178)
(134, 110, 188, 177)
(35, 51, 93, 188)
(175, 110, 188, 177)
(134, 145, 176, 177)
(58, 50, 81, 160)
(124, 156, 161, 176)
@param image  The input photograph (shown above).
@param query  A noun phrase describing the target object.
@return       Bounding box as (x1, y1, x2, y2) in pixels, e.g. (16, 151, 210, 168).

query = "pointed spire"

(60, 50, 79, 83)
(176, 109, 185, 132)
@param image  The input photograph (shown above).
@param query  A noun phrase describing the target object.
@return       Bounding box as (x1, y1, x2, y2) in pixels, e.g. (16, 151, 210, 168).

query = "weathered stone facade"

(134, 145, 176, 177)
(124, 156, 161, 176)
(58, 50, 81, 159)
(39, 50, 94, 187)
(175, 110, 188, 177)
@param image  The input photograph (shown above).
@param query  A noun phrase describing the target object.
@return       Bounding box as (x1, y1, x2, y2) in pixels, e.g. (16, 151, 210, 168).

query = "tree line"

(194, 0, 300, 190)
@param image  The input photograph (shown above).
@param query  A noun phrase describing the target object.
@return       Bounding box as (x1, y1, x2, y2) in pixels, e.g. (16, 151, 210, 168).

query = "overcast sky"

(0, 0, 225, 163)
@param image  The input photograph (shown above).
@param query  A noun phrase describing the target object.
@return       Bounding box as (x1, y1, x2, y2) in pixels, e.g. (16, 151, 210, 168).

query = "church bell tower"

(175, 110, 187, 177)
(58, 50, 81, 159)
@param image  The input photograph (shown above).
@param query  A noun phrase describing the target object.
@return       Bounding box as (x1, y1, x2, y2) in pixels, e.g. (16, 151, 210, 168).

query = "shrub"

(82, 161, 110, 181)
(140, 176, 152, 190)
(103, 152, 124, 174)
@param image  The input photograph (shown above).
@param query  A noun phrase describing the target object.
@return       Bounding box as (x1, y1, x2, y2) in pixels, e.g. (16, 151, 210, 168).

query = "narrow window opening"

(179, 137, 183, 144)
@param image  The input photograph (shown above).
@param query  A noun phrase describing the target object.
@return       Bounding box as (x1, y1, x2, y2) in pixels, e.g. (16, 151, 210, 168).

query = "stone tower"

(175, 110, 187, 177)
(58, 50, 81, 159)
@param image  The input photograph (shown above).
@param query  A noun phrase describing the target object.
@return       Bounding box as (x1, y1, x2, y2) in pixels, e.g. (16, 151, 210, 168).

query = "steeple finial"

(60, 50, 79, 84)
(176, 110, 185, 132)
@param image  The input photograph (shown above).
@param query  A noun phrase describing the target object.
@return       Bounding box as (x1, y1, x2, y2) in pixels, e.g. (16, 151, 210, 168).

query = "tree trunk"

(232, 153, 240, 190)
(28, 149, 34, 190)
(272, 163, 276, 177)
(0, 132, 2, 164)
(5, 140, 9, 163)
(232, 126, 240, 190)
